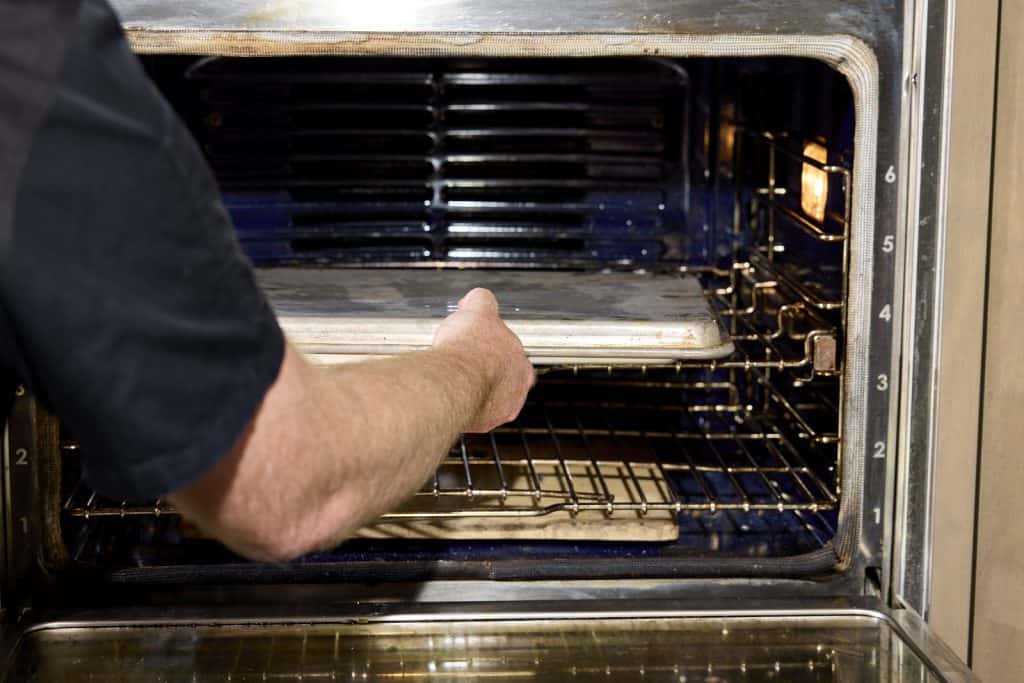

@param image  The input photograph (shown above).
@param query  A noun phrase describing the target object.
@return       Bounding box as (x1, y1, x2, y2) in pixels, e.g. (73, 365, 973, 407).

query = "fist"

(433, 288, 536, 432)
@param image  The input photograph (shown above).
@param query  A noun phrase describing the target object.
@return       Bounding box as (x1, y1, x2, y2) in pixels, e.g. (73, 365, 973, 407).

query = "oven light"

(801, 142, 829, 224)
(719, 122, 737, 167)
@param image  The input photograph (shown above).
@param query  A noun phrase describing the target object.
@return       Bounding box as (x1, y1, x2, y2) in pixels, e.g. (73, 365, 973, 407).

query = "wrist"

(431, 345, 496, 426)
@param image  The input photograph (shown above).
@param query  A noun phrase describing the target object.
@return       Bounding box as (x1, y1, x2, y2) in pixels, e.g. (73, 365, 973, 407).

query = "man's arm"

(167, 288, 535, 561)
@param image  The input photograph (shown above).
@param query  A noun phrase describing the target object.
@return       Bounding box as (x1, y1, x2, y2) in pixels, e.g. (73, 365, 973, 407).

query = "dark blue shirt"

(0, 0, 285, 500)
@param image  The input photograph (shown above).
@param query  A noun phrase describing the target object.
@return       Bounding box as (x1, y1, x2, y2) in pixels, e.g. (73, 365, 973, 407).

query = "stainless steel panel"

(891, 0, 956, 621)
(971, 0, 1024, 675)
(3, 600, 975, 682)
(925, 0, 999, 661)
(110, 0, 895, 36)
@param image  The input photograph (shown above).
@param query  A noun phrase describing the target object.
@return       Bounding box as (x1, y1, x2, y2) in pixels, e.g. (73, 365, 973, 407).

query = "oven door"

(1, 595, 975, 681)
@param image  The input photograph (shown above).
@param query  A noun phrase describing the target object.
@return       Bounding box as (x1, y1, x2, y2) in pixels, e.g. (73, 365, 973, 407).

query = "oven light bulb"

(719, 122, 737, 168)
(801, 142, 829, 224)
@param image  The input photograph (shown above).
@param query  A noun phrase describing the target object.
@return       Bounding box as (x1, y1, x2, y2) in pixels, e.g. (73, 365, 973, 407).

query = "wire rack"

(62, 369, 839, 524)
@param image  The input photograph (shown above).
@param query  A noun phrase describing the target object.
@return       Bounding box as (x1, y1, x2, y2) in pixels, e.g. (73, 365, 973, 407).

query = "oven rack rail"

(539, 258, 843, 387)
(62, 396, 839, 524)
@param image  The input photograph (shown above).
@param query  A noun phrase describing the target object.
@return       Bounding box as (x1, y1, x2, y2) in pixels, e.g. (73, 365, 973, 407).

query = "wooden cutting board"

(258, 269, 733, 365)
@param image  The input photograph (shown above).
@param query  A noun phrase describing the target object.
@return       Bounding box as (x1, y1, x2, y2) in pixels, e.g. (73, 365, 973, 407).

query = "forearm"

(302, 345, 490, 546)
(170, 342, 491, 560)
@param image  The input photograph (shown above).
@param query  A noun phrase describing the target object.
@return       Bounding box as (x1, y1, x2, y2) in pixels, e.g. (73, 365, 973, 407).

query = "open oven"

(1, 1, 978, 681)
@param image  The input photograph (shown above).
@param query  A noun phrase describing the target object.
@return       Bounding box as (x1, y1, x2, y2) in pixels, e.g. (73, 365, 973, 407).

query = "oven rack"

(538, 258, 843, 388)
(62, 389, 839, 524)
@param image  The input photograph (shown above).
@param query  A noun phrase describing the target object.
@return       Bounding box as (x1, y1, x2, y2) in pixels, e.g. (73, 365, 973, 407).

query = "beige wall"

(971, 0, 1024, 678)
(928, 0, 999, 662)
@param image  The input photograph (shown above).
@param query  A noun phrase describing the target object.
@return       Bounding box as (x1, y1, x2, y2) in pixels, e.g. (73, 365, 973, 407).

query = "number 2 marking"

(873, 442, 886, 459)
(14, 448, 28, 466)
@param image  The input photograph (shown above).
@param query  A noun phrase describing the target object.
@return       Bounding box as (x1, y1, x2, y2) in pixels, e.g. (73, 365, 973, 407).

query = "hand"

(433, 288, 535, 432)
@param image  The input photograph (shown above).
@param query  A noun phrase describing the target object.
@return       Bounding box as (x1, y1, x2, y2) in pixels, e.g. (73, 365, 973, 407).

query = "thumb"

(458, 287, 499, 314)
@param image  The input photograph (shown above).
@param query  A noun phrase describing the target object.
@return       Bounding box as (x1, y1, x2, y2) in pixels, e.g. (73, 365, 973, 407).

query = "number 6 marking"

(884, 166, 897, 184)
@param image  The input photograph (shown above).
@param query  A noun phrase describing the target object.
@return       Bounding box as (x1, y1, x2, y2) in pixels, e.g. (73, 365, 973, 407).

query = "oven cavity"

(46, 56, 853, 582)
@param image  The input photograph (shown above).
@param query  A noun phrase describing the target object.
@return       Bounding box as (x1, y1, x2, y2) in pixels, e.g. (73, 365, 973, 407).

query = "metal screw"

(14, 385, 25, 397)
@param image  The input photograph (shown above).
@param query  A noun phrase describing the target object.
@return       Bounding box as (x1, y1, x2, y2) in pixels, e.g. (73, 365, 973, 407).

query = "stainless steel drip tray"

(3, 600, 972, 682)
(258, 268, 734, 365)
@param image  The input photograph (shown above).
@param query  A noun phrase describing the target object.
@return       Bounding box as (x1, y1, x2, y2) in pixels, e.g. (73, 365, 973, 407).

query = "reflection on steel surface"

(9, 615, 939, 681)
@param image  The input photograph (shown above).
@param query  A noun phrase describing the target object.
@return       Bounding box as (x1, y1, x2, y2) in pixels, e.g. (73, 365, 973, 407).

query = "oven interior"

(45, 55, 854, 584)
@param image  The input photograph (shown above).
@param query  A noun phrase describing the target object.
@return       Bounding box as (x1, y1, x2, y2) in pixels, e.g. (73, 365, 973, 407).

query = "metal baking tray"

(258, 269, 734, 365)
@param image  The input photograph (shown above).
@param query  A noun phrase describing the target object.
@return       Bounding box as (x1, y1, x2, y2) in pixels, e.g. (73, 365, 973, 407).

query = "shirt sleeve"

(2, 0, 285, 501)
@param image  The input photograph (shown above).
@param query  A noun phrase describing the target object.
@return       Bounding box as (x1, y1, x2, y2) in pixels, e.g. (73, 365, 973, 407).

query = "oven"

(0, 0, 981, 680)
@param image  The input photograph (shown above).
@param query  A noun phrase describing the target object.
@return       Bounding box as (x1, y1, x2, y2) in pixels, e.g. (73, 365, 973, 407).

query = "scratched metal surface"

(259, 269, 713, 323)
(109, 0, 896, 41)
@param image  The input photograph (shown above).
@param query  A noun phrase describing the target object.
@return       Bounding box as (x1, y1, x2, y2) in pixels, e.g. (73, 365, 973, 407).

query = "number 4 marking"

(879, 304, 892, 322)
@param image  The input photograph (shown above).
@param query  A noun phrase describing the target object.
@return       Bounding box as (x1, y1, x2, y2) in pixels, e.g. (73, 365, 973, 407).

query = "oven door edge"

(2, 596, 975, 681)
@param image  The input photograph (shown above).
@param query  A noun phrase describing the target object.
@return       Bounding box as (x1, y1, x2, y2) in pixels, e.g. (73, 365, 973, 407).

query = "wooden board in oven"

(258, 269, 734, 365)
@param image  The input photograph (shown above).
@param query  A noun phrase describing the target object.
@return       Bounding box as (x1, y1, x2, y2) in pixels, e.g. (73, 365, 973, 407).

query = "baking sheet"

(259, 269, 733, 364)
